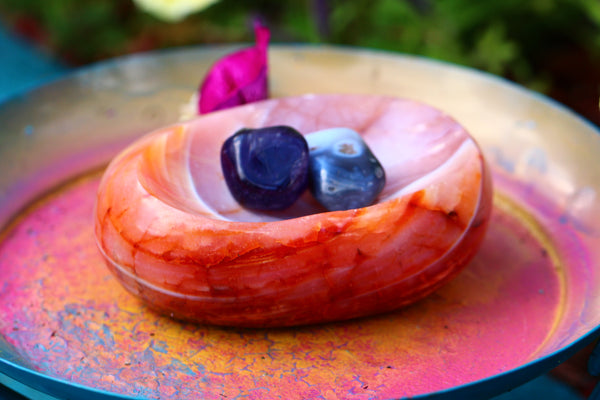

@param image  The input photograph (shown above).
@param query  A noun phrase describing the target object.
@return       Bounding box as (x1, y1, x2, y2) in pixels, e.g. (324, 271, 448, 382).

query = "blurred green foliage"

(1, 0, 599, 94)
(327, 0, 600, 91)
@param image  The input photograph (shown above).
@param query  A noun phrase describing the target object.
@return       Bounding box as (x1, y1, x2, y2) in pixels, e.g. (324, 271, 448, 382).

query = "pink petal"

(198, 23, 270, 114)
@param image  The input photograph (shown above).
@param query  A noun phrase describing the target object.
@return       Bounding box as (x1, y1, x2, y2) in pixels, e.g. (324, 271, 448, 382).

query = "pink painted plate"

(1, 46, 599, 400)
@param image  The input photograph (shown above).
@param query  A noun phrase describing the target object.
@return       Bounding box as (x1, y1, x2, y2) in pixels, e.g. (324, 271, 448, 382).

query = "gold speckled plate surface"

(1, 46, 599, 400)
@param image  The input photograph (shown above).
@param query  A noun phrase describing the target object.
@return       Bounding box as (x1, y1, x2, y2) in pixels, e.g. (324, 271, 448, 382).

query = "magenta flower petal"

(198, 23, 270, 114)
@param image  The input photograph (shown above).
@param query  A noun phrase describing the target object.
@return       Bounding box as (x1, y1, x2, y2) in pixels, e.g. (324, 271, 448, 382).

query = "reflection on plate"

(0, 46, 599, 399)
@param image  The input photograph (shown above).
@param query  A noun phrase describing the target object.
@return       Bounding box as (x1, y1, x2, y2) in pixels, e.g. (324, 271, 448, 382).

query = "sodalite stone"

(305, 127, 385, 211)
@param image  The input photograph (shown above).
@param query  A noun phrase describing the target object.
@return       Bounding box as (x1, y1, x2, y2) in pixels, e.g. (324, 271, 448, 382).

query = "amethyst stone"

(220, 126, 309, 211)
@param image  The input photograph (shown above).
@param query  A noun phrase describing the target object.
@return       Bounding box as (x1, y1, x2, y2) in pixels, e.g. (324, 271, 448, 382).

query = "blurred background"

(0, 0, 599, 125)
(0, 1, 599, 399)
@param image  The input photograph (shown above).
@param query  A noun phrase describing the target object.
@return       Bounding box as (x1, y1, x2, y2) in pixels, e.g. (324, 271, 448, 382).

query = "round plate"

(1, 46, 600, 400)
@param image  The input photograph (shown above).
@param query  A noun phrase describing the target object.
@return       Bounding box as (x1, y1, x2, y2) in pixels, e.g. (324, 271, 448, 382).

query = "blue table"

(0, 23, 588, 400)
(0, 25, 65, 103)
